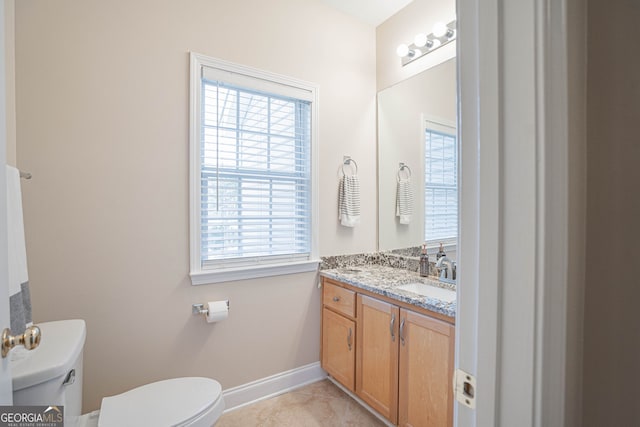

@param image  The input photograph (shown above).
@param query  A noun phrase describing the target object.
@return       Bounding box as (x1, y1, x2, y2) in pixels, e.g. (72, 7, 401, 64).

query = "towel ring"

(341, 158, 358, 176)
(397, 163, 412, 182)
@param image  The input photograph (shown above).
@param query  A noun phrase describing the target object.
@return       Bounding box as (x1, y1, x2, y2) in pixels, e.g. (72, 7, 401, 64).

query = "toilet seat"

(98, 377, 224, 427)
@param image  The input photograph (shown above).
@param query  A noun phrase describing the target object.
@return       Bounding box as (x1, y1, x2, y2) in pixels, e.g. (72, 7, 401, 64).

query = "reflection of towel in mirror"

(396, 177, 413, 225)
(338, 175, 361, 227)
(6, 166, 32, 335)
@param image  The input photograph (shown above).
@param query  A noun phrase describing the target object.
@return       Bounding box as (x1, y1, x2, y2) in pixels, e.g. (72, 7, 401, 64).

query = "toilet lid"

(98, 377, 222, 427)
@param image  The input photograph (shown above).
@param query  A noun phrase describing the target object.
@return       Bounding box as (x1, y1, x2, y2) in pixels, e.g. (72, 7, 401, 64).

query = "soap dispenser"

(436, 242, 446, 260)
(419, 244, 429, 277)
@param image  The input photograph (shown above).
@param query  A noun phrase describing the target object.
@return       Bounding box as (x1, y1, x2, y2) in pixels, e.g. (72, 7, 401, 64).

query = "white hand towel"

(6, 166, 32, 334)
(396, 177, 413, 225)
(338, 175, 361, 227)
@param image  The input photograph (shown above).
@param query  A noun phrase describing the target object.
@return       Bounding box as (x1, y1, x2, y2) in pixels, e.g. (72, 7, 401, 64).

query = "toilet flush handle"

(63, 369, 76, 386)
(1, 325, 41, 358)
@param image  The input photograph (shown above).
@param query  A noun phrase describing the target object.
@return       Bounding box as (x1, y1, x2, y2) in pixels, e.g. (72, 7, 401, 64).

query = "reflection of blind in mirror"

(424, 125, 458, 243)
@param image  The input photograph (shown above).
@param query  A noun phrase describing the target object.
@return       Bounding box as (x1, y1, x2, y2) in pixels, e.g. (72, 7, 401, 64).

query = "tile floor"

(217, 379, 387, 426)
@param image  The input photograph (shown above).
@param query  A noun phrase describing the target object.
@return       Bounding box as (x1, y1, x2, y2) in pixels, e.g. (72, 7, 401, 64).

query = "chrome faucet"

(436, 256, 456, 284)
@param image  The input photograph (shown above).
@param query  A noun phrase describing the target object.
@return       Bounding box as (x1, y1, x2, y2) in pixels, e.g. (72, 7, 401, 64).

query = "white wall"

(376, 0, 455, 91)
(583, 1, 640, 425)
(14, 0, 376, 411)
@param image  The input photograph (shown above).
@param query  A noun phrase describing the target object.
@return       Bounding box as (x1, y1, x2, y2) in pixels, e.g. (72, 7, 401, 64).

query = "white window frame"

(189, 52, 319, 285)
(423, 117, 458, 250)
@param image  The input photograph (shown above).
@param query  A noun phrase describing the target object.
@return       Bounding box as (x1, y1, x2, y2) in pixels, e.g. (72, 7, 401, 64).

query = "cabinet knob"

(332, 296, 341, 302)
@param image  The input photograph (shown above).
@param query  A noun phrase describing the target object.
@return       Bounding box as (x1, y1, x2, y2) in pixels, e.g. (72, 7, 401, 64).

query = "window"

(424, 121, 458, 245)
(190, 54, 318, 284)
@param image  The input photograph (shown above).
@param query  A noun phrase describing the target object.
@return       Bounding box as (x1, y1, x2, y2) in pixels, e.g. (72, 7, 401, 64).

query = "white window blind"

(189, 54, 318, 284)
(198, 65, 313, 271)
(424, 125, 458, 243)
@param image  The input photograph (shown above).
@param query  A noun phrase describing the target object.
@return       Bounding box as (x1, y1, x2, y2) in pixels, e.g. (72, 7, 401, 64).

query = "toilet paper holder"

(192, 301, 229, 316)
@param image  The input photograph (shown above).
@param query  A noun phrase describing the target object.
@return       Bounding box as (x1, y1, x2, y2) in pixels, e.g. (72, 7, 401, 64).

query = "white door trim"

(0, 0, 14, 405)
(534, 0, 585, 425)
(455, 0, 501, 424)
(455, 0, 579, 425)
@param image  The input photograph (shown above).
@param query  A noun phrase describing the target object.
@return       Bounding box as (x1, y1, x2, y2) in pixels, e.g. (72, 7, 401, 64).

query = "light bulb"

(432, 22, 448, 38)
(412, 48, 423, 57)
(396, 43, 409, 57)
(429, 39, 442, 50)
(414, 33, 428, 48)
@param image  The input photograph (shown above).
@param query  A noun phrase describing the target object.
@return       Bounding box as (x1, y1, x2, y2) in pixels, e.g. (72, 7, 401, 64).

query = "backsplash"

(388, 246, 423, 257)
(319, 253, 381, 270)
(321, 248, 438, 277)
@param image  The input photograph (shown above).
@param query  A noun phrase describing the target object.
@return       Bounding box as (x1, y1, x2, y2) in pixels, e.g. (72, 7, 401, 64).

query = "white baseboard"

(326, 377, 396, 427)
(222, 362, 327, 412)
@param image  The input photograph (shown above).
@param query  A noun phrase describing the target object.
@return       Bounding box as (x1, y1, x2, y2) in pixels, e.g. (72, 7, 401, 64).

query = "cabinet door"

(356, 295, 400, 424)
(322, 307, 356, 392)
(398, 308, 455, 427)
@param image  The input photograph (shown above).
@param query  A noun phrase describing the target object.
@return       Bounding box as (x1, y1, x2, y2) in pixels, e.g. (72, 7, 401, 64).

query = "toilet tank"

(10, 320, 86, 427)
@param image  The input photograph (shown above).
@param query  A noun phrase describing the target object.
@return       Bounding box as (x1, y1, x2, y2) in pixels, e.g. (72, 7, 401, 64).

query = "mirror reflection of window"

(424, 120, 457, 246)
(376, 58, 457, 252)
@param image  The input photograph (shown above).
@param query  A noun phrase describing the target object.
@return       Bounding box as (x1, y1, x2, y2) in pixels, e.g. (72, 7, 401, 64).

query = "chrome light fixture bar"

(397, 20, 457, 66)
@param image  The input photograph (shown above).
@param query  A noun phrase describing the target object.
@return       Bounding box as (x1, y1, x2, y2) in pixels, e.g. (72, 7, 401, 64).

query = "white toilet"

(10, 319, 225, 427)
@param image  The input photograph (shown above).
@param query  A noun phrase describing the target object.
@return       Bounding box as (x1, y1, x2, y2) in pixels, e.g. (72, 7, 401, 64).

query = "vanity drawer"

(323, 281, 356, 317)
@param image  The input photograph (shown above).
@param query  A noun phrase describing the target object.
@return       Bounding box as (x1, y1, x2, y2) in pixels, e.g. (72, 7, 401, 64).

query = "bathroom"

(1, 0, 459, 421)
(3, 0, 639, 426)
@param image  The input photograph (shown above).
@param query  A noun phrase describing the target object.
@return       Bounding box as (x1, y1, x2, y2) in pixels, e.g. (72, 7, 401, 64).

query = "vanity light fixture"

(396, 20, 456, 66)
(396, 43, 410, 58)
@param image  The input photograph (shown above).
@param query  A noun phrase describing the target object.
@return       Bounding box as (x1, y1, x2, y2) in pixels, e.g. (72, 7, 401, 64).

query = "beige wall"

(14, 0, 376, 411)
(376, 0, 455, 91)
(4, 0, 14, 165)
(583, 1, 640, 426)
(564, 0, 587, 425)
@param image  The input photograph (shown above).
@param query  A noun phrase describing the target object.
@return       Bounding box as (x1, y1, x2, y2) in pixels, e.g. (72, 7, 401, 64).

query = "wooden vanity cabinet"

(398, 308, 455, 427)
(321, 277, 455, 427)
(322, 308, 355, 391)
(321, 280, 356, 392)
(357, 295, 400, 424)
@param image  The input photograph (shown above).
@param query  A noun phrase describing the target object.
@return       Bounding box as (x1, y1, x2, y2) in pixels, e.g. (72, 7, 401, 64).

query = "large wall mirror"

(377, 58, 457, 255)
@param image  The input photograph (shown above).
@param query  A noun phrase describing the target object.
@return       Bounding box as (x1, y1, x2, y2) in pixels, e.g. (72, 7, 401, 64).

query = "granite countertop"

(320, 265, 456, 319)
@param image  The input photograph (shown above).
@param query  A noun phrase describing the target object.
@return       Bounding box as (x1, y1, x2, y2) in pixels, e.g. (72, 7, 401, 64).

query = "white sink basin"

(396, 283, 456, 303)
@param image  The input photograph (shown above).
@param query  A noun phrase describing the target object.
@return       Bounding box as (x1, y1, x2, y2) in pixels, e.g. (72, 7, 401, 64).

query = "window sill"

(190, 259, 320, 285)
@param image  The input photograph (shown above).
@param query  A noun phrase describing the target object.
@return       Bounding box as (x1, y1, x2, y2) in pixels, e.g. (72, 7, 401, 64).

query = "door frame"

(455, 0, 583, 425)
(0, 0, 14, 405)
